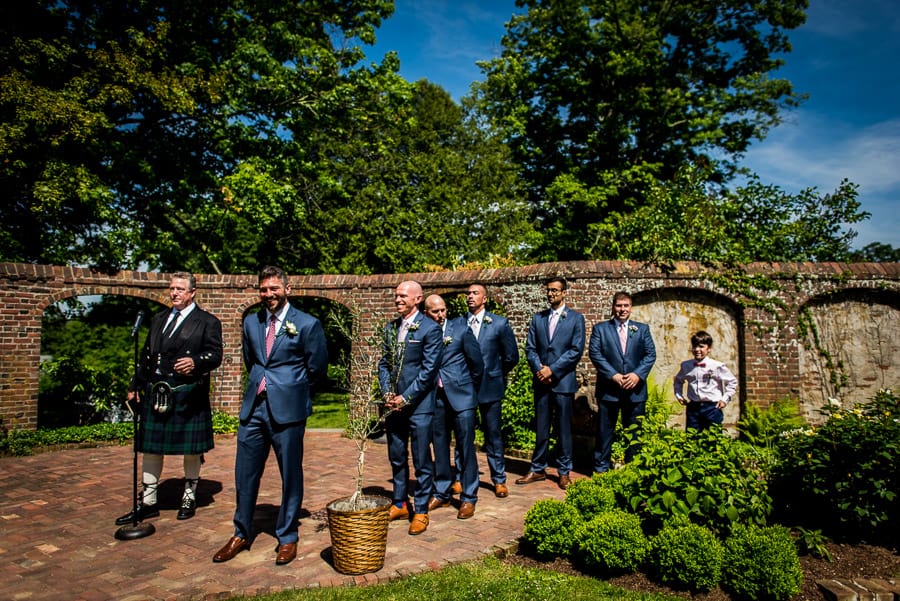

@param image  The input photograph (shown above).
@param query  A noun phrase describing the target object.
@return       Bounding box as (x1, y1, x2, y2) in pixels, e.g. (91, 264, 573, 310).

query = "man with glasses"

(517, 276, 585, 490)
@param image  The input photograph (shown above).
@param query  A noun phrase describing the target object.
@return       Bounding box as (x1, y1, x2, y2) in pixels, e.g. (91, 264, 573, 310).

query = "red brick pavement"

(0, 431, 579, 600)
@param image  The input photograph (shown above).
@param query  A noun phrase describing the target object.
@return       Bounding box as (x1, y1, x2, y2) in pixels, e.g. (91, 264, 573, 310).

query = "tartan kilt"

(137, 392, 215, 455)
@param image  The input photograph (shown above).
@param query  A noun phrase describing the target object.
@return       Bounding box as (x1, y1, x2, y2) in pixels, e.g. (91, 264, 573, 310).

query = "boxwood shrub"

(650, 522, 723, 591)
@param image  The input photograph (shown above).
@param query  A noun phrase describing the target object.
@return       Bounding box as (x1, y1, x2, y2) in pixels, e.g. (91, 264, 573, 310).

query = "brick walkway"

(0, 431, 578, 600)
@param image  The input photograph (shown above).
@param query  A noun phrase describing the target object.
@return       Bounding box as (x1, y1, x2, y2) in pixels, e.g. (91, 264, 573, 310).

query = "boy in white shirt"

(673, 331, 738, 431)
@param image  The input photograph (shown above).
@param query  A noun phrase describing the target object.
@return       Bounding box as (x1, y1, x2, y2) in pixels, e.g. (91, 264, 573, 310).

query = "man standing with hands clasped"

(588, 291, 656, 474)
(213, 266, 328, 566)
(518, 276, 585, 490)
(423, 294, 483, 520)
(116, 272, 223, 525)
(378, 281, 444, 535)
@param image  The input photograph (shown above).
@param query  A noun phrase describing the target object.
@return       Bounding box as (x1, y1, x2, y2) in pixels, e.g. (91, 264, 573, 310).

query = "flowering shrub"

(771, 389, 900, 544)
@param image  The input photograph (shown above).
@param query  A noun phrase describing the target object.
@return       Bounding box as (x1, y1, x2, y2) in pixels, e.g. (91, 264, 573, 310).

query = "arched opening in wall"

(40, 294, 164, 428)
(798, 288, 900, 422)
(632, 287, 743, 430)
(240, 295, 352, 430)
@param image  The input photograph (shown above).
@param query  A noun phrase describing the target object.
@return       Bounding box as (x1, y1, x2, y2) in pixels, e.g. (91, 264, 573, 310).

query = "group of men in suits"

(118, 268, 656, 561)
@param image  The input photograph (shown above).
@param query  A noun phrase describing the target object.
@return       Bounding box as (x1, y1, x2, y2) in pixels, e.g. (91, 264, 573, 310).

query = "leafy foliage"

(0, 422, 133, 456)
(564, 476, 617, 521)
(574, 510, 649, 575)
(501, 349, 537, 451)
(522, 499, 583, 559)
(722, 523, 803, 601)
(624, 426, 772, 535)
(737, 396, 806, 449)
(649, 523, 724, 591)
(770, 389, 900, 544)
(475, 0, 811, 260)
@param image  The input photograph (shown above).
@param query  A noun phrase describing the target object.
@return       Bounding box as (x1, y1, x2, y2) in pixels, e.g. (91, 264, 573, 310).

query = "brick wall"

(2, 261, 898, 431)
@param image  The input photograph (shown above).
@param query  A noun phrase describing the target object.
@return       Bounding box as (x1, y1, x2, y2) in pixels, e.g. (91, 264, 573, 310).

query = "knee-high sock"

(183, 454, 202, 500)
(141, 453, 164, 505)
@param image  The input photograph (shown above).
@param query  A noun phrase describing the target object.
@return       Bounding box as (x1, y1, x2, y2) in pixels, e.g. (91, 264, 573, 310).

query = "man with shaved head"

(378, 281, 444, 535)
(423, 294, 483, 519)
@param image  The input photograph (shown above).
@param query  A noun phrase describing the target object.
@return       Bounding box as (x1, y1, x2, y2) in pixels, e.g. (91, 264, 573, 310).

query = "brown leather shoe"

(515, 471, 546, 485)
(408, 513, 429, 535)
(558, 473, 571, 490)
(450, 481, 463, 495)
(457, 502, 475, 520)
(494, 483, 509, 498)
(389, 504, 410, 522)
(275, 542, 297, 565)
(427, 497, 451, 512)
(213, 536, 248, 563)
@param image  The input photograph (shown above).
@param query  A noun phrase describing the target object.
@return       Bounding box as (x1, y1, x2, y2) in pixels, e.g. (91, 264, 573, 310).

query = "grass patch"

(308, 391, 349, 430)
(238, 556, 682, 600)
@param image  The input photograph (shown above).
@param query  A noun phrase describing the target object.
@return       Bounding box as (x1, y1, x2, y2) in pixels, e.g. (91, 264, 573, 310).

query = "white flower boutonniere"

(408, 321, 420, 331)
(560, 310, 568, 319)
(280, 321, 298, 337)
(628, 324, 638, 337)
(443, 335, 453, 346)
(482, 315, 493, 325)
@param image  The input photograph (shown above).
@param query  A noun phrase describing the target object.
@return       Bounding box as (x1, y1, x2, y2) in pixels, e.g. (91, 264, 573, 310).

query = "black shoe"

(177, 497, 196, 520)
(115, 503, 159, 525)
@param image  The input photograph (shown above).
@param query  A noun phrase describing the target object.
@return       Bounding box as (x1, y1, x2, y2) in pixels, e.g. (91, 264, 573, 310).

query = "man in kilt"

(115, 272, 223, 524)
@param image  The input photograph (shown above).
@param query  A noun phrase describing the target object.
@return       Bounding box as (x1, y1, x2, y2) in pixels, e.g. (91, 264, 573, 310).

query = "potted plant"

(325, 308, 401, 575)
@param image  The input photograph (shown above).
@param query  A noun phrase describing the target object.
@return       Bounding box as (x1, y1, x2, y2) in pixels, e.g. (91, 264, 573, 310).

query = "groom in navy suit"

(588, 291, 656, 473)
(517, 276, 585, 490)
(213, 266, 328, 566)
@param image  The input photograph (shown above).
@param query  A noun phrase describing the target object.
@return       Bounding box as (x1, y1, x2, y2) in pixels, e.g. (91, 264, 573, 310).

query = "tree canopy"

(1, 0, 533, 274)
(474, 0, 820, 261)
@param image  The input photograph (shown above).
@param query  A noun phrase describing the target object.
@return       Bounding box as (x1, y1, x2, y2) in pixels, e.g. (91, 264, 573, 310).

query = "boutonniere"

(628, 325, 638, 337)
(443, 336, 453, 346)
(279, 321, 298, 337)
(408, 321, 420, 331)
(560, 310, 568, 319)
(482, 315, 492, 325)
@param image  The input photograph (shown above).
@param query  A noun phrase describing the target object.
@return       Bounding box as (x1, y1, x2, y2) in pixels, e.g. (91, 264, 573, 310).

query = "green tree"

(475, 0, 809, 261)
(592, 165, 869, 265)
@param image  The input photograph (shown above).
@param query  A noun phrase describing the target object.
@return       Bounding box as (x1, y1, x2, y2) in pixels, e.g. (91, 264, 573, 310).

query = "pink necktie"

(618, 322, 627, 353)
(548, 311, 559, 340)
(258, 314, 277, 394)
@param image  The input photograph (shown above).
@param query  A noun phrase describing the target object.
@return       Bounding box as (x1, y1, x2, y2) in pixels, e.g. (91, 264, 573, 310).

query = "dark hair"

(612, 290, 632, 304)
(545, 276, 567, 290)
(171, 271, 196, 290)
(691, 330, 714, 347)
(259, 265, 288, 286)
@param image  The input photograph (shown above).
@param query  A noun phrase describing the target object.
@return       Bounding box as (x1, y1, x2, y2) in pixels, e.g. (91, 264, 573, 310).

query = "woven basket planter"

(326, 494, 391, 574)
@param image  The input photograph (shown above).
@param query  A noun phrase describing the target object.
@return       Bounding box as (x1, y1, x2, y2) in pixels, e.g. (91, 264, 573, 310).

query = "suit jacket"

(471, 311, 519, 404)
(589, 319, 657, 403)
(377, 311, 444, 415)
(241, 304, 329, 424)
(435, 317, 484, 412)
(136, 304, 223, 409)
(525, 306, 585, 394)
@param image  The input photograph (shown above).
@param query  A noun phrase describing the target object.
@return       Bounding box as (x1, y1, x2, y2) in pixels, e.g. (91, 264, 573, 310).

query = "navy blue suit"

(377, 311, 444, 513)
(469, 311, 518, 484)
(588, 318, 656, 472)
(524, 306, 585, 475)
(432, 317, 483, 504)
(235, 305, 328, 544)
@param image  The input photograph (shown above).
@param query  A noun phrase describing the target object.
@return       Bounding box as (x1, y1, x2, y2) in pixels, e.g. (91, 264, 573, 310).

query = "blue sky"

(367, 0, 900, 250)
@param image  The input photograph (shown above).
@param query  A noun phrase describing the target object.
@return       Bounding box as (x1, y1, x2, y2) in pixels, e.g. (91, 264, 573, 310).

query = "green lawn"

(240, 556, 681, 601)
(308, 391, 349, 429)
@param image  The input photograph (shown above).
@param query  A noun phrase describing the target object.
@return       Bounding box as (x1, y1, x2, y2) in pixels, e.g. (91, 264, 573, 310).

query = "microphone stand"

(115, 312, 155, 540)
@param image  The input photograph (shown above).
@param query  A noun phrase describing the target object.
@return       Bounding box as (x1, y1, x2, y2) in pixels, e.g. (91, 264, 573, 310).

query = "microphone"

(130, 311, 145, 337)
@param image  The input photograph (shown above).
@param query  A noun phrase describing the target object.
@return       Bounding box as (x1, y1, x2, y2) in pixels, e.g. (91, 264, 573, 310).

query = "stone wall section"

(2, 261, 898, 431)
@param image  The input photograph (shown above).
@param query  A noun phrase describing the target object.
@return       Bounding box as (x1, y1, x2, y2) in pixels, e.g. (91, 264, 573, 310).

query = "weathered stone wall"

(2, 261, 898, 431)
